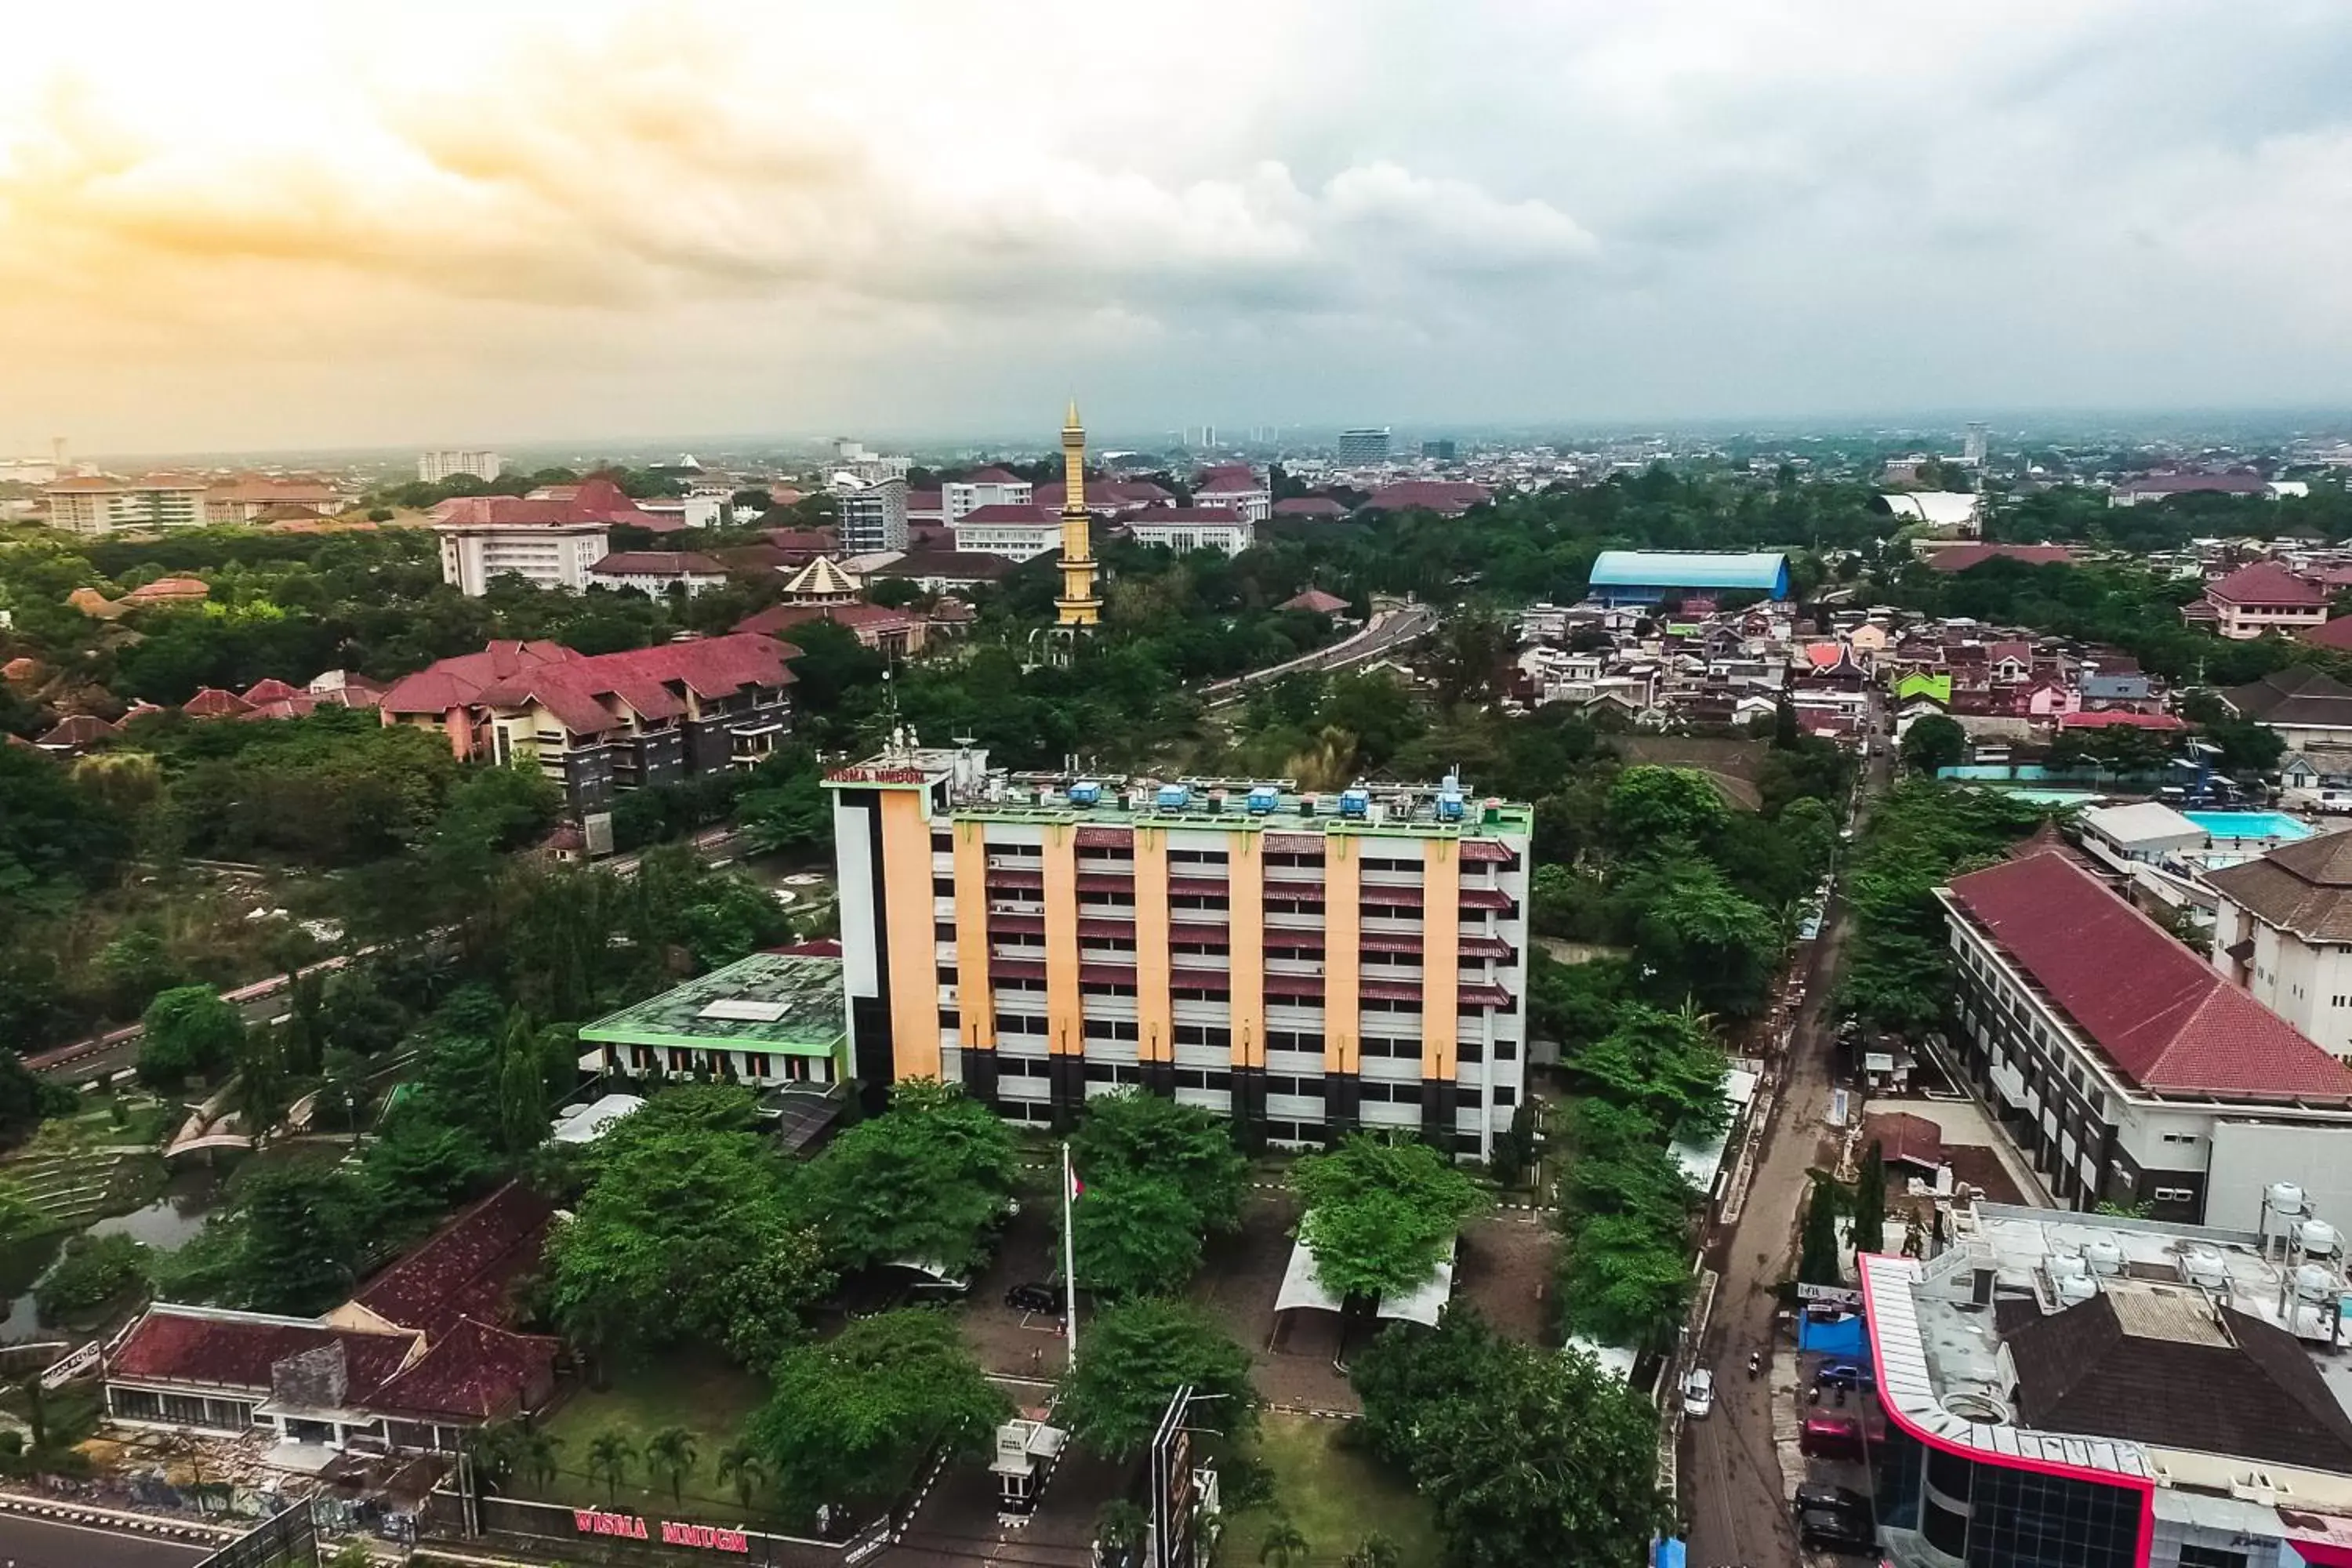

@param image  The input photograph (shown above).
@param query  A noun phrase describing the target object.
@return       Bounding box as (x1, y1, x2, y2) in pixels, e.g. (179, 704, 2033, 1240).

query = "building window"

(2154, 1186, 2194, 1203)
(1083, 982, 1139, 997)
(1084, 1020, 1141, 1041)
(938, 1008, 960, 1030)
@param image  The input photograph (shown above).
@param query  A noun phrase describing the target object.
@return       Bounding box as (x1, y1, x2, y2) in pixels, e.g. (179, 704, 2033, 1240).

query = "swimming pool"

(2184, 810, 2313, 841)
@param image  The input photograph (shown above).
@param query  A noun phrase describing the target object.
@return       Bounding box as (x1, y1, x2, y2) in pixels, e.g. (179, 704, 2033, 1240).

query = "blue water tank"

(1068, 780, 1103, 808)
(1436, 789, 1465, 822)
(1338, 787, 1371, 818)
(1247, 786, 1282, 815)
(1156, 783, 1192, 811)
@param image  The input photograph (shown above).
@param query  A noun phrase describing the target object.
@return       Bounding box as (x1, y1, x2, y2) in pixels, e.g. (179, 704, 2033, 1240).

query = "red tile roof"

(1272, 497, 1349, 517)
(379, 635, 797, 734)
(241, 677, 306, 705)
(1362, 480, 1492, 516)
(367, 1318, 557, 1423)
(955, 503, 1058, 525)
(736, 601, 918, 637)
(1279, 588, 1351, 614)
(2056, 710, 2186, 731)
(183, 687, 255, 717)
(433, 477, 681, 533)
(590, 551, 726, 575)
(956, 467, 1023, 485)
(1945, 849, 2352, 1100)
(2303, 618, 2352, 652)
(2208, 561, 2327, 608)
(349, 1181, 556, 1339)
(111, 1308, 419, 1395)
(37, 713, 117, 748)
(1924, 544, 2077, 572)
(379, 641, 581, 715)
(1863, 1111, 1944, 1171)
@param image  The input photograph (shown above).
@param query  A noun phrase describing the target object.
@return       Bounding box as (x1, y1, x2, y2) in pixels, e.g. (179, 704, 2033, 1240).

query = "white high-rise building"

(1962, 423, 1989, 467)
(1338, 427, 1392, 464)
(836, 477, 911, 554)
(418, 450, 506, 485)
(42, 476, 210, 535)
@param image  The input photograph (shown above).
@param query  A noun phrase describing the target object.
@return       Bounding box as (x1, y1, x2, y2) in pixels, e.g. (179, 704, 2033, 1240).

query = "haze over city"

(8, 0, 2352, 455)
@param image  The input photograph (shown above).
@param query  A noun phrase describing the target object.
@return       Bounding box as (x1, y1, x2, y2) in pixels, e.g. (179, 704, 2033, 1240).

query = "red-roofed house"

(35, 713, 118, 753)
(331, 1181, 555, 1341)
(379, 634, 800, 818)
(183, 687, 255, 719)
(434, 477, 682, 597)
(1937, 848, 2352, 1222)
(1192, 466, 1270, 523)
(951, 503, 1062, 561)
(1034, 478, 1175, 516)
(2300, 617, 2352, 653)
(1361, 480, 1493, 517)
(2203, 561, 2328, 640)
(1279, 587, 1352, 615)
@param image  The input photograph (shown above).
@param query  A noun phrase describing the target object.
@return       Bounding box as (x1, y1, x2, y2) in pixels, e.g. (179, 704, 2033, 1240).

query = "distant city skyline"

(8, 1, 2352, 453)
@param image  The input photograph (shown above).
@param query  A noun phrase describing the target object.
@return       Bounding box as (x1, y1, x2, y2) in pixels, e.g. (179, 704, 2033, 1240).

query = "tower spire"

(1054, 400, 1102, 630)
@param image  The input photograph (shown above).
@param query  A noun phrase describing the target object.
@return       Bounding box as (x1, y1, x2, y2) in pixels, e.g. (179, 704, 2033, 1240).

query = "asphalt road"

(1200, 602, 1439, 704)
(0, 1515, 212, 1568)
(1682, 717, 1893, 1568)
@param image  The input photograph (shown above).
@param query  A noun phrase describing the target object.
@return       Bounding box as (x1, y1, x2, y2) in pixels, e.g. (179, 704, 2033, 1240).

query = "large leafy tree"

(1056, 1298, 1257, 1461)
(548, 1087, 832, 1367)
(1564, 1004, 1729, 1140)
(1899, 713, 1967, 775)
(1290, 1134, 1484, 1303)
(797, 1081, 1018, 1278)
(1070, 1091, 1248, 1235)
(1603, 765, 1727, 851)
(137, 985, 245, 1089)
(1072, 1177, 1203, 1299)
(746, 1310, 1006, 1517)
(1352, 1310, 1671, 1568)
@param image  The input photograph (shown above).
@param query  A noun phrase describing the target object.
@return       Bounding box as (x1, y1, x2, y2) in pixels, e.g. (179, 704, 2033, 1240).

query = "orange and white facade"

(826, 747, 1533, 1157)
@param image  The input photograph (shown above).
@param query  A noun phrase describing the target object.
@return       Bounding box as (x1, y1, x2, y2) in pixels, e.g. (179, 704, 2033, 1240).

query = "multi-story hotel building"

(826, 746, 1532, 1157)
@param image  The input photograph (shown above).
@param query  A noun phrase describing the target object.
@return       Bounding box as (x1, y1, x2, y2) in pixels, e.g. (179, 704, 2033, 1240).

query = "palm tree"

(1258, 1516, 1310, 1568)
(1095, 1500, 1148, 1568)
(644, 1425, 699, 1506)
(716, 1442, 768, 1512)
(1342, 1531, 1401, 1568)
(586, 1431, 637, 1504)
(517, 1426, 563, 1494)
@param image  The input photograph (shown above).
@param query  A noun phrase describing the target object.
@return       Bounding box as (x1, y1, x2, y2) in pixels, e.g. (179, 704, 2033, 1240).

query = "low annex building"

(378, 634, 798, 818)
(1937, 847, 2352, 1227)
(580, 950, 849, 1086)
(105, 1183, 558, 1459)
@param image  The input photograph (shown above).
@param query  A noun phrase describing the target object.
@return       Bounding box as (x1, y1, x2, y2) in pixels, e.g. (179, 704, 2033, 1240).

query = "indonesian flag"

(1069, 1170, 1086, 1200)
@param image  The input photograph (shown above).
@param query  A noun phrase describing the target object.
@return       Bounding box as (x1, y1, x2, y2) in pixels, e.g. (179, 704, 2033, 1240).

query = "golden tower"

(1054, 400, 1102, 629)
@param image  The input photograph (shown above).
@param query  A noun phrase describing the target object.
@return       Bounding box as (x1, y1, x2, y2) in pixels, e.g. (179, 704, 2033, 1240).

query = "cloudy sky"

(5, 0, 2352, 454)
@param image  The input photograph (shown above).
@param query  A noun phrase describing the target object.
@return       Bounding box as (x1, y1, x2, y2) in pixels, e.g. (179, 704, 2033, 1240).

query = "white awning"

(1991, 1061, 2031, 1110)
(1273, 1232, 1345, 1315)
(1376, 1259, 1454, 1327)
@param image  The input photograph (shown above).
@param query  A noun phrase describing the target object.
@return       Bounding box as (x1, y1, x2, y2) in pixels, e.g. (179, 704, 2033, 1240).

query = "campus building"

(824, 746, 1533, 1157)
(1936, 847, 2352, 1228)
(1862, 1202, 2352, 1568)
(42, 475, 210, 535)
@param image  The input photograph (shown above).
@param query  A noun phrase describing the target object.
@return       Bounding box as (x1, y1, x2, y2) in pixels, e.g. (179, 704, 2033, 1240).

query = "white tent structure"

(1880, 492, 1981, 530)
(1272, 1214, 1455, 1327)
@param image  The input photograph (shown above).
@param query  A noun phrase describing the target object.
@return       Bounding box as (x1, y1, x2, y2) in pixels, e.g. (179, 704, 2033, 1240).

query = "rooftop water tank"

(2056, 1271, 2098, 1305)
(1068, 779, 1103, 808)
(2302, 1220, 2342, 1258)
(1338, 787, 1371, 819)
(2049, 1253, 2088, 1280)
(1436, 788, 1465, 822)
(2084, 1235, 2124, 1276)
(2297, 1262, 2338, 1303)
(2270, 1182, 2310, 1220)
(1247, 786, 1282, 815)
(1156, 783, 1192, 811)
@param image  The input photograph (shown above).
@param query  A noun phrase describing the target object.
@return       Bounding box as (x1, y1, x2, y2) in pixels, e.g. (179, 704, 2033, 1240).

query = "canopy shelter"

(1271, 1215, 1455, 1327)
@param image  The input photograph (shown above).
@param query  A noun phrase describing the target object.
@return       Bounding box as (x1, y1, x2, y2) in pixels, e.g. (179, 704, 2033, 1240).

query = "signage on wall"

(826, 766, 928, 784)
(574, 1509, 750, 1553)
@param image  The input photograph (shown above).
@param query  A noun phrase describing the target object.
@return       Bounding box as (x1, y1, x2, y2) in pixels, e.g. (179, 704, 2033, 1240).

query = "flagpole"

(1062, 1139, 1080, 1371)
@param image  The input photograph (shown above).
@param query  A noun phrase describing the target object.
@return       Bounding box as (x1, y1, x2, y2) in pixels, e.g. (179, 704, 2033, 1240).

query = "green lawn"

(534, 1351, 774, 1521)
(1217, 1413, 1442, 1567)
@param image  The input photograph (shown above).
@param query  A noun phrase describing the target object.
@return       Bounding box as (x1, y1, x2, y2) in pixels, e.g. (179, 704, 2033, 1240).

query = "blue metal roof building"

(1586, 549, 1791, 606)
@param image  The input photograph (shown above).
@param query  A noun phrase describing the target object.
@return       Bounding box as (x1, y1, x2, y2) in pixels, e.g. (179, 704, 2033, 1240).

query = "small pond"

(0, 1160, 231, 1343)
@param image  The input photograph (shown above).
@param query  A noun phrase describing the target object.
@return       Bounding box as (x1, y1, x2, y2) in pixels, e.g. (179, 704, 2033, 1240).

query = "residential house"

(2209, 833, 2352, 1063)
(2201, 561, 2329, 640)
(2224, 666, 2352, 754)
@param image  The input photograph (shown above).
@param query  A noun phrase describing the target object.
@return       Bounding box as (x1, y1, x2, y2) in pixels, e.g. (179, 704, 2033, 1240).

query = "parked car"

(1796, 1505, 1877, 1556)
(1800, 1413, 1866, 1461)
(1004, 1282, 1060, 1315)
(1793, 1483, 1873, 1523)
(1681, 1368, 1715, 1419)
(1817, 1360, 1877, 1390)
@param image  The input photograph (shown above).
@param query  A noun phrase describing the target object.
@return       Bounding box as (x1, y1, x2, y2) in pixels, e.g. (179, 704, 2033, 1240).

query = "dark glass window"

(1922, 1494, 1970, 1559)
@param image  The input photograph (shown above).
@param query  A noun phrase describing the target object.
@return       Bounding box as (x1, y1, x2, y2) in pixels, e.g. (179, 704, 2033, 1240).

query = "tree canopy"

(1291, 1135, 1485, 1301)
(1056, 1298, 1257, 1461)
(796, 1081, 1020, 1278)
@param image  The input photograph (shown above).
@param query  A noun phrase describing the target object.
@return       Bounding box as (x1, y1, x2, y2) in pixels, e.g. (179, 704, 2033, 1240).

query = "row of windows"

(1174, 1025, 1232, 1048)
